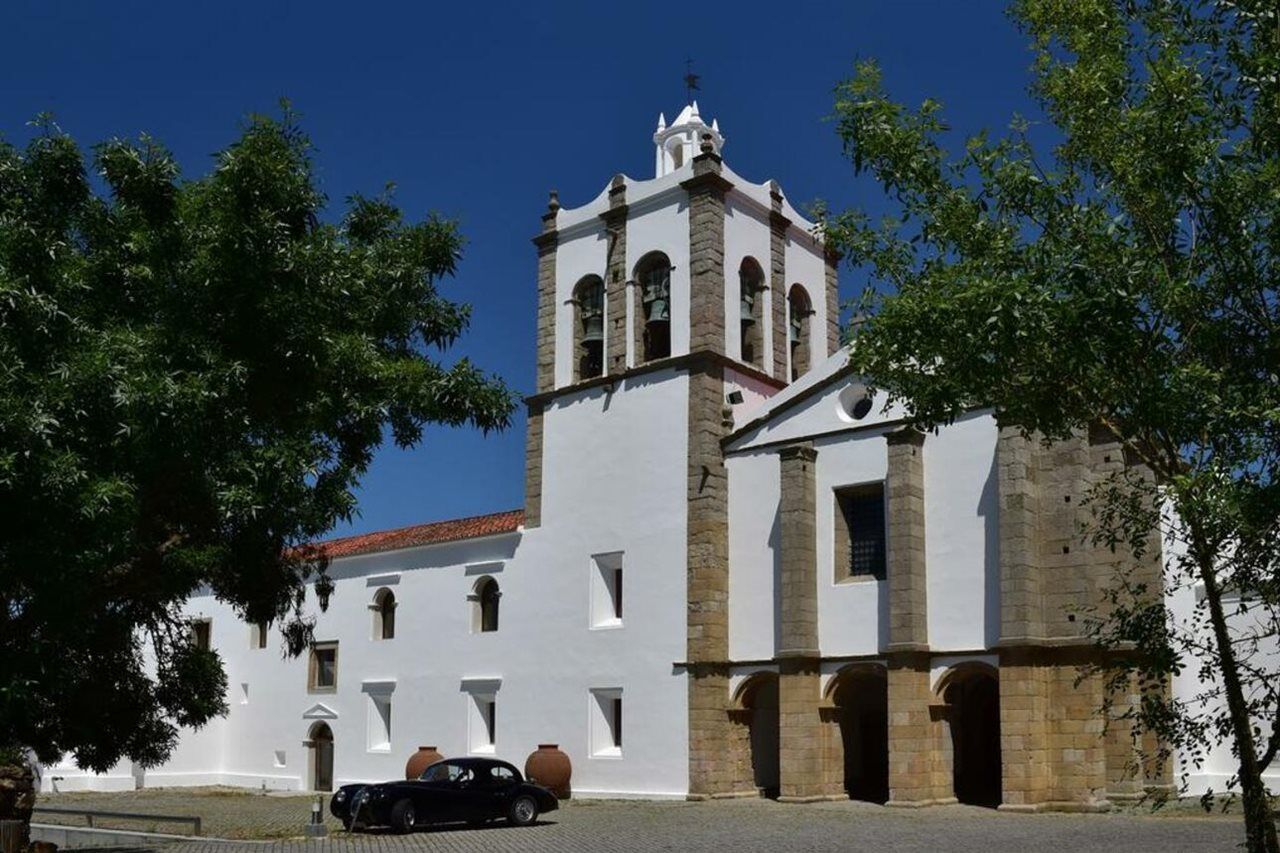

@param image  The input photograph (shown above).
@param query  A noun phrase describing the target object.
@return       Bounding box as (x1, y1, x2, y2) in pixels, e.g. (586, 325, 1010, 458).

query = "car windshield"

(419, 762, 474, 784)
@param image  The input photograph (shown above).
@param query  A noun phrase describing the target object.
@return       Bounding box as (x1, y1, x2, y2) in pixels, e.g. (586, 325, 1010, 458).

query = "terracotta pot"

(404, 745, 443, 780)
(524, 744, 571, 799)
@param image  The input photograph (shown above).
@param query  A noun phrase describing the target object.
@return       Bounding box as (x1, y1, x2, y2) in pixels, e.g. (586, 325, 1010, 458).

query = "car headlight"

(334, 790, 347, 802)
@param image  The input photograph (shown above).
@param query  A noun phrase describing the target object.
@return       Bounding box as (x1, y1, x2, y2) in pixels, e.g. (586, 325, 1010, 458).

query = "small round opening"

(850, 396, 873, 420)
(837, 384, 874, 422)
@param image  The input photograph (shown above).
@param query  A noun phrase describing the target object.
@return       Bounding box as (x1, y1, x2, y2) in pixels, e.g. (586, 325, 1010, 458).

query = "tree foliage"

(827, 1, 1279, 849)
(0, 110, 514, 774)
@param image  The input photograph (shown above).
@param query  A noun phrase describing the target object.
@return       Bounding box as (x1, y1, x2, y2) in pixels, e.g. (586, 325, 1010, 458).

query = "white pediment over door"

(302, 702, 338, 720)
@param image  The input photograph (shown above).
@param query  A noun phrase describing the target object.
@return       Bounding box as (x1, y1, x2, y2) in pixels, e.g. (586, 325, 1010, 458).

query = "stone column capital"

(885, 426, 926, 447)
(778, 443, 818, 464)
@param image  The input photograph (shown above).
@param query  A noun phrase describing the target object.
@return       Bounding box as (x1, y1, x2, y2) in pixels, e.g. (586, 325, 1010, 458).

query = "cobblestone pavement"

(36, 789, 1244, 852)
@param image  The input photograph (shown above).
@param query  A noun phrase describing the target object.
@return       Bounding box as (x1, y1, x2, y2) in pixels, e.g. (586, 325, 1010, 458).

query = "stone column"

(682, 135, 731, 356)
(886, 428, 927, 651)
(524, 194, 558, 529)
(997, 422, 1042, 643)
(824, 245, 841, 357)
(886, 653, 952, 806)
(601, 175, 629, 374)
(768, 183, 790, 383)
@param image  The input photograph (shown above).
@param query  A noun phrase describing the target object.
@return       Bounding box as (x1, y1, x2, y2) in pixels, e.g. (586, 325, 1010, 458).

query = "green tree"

(0, 111, 513, 833)
(826, 1, 1279, 850)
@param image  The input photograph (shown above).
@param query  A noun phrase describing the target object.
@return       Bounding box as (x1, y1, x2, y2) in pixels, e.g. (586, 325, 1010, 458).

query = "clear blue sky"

(2, 1, 1042, 538)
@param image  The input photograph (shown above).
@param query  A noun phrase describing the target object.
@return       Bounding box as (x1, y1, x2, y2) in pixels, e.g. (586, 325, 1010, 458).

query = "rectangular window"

(309, 643, 338, 693)
(252, 622, 268, 650)
(590, 552, 624, 629)
(835, 483, 886, 581)
(467, 694, 497, 754)
(589, 688, 623, 758)
(191, 619, 212, 651)
(239, 682, 249, 705)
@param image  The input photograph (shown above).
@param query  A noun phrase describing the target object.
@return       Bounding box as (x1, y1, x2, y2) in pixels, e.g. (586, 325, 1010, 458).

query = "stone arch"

(571, 275, 605, 380)
(371, 587, 396, 640)
(633, 251, 672, 363)
(936, 662, 1001, 807)
(787, 284, 813, 381)
(738, 257, 766, 368)
(469, 575, 500, 633)
(823, 664, 889, 803)
(733, 672, 780, 798)
(305, 721, 334, 792)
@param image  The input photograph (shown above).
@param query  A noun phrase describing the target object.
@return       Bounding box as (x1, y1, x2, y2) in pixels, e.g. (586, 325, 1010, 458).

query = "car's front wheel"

(507, 795, 538, 827)
(390, 799, 416, 834)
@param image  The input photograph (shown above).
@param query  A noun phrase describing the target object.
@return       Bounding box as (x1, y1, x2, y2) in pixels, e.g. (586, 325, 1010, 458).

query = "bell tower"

(522, 103, 840, 798)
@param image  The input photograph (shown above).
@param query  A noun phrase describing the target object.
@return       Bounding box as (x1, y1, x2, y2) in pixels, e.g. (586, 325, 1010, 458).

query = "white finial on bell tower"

(653, 102, 724, 177)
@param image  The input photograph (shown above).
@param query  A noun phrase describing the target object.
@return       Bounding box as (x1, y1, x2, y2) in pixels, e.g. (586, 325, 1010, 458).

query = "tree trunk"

(0, 761, 34, 853)
(1196, 545, 1280, 853)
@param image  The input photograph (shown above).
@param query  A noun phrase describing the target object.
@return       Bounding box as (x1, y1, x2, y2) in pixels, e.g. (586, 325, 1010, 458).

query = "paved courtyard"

(34, 788, 1245, 852)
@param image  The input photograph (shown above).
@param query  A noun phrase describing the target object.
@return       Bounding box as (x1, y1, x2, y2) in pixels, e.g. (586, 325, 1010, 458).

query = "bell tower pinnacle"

(653, 102, 724, 177)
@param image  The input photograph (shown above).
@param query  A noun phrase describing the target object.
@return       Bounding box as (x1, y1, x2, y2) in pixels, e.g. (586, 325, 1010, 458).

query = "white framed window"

(273, 750, 287, 768)
(590, 552, 624, 629)
(366, 693, 392, 753)
(239, 682, 249, 705)
(589, 688, 623, 758)
(370, 588, 396, 640)
(190, 618, 212, 651)
(468, 694, 496, 754)
(251, 622, 268, 649)
(469, 576, 501, 634)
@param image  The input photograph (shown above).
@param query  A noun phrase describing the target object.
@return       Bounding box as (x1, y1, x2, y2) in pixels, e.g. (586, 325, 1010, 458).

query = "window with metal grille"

(836, 483, 886, 580)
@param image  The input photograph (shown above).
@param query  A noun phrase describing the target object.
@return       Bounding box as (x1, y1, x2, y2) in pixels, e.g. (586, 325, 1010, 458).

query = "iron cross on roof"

(684, 59, 700, 104)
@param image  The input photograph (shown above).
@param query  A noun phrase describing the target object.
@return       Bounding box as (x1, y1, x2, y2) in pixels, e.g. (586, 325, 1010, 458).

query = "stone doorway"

(832, 670, 889, 803)
(739, 673, 780, 798)
(308, 722, 334, 792)
(945, 670, 1001, 807)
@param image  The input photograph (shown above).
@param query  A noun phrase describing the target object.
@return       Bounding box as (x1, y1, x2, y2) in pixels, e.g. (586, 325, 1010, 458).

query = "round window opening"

(837, 385, 874, 422)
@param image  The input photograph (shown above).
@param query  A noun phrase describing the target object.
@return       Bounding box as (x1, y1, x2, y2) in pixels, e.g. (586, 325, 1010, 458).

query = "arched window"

(738, 258, 765, 368)
(471, 576, 500, 633)
(572, 275, 605, 381)
(372, 588, 396, 640)
(634, 252, 672, 363)
(788, 285, 813, 381)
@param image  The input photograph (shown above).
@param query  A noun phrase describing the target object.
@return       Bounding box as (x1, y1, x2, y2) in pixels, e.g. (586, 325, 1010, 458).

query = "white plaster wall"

(923, 412, 1001, 651)
(723, 193, 772, 368)
(727, 449, 780, 661)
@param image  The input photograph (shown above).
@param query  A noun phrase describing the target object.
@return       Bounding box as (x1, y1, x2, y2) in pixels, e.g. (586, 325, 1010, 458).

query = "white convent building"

(46, 104, 1255, 807)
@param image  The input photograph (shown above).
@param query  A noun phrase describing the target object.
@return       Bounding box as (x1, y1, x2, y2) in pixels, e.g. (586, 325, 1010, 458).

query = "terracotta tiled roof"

(311, 509, 524, 560)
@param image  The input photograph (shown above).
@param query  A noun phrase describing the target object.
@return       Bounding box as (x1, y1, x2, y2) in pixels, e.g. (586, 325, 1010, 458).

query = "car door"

(447, 765, 488, 821)
(471, 764, 519, 819)
(414, 762, 474, 823)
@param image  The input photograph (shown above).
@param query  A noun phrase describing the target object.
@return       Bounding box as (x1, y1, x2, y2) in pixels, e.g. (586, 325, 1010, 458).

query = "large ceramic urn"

(524, 744, 571, 799)
(404, 745, 444, 780)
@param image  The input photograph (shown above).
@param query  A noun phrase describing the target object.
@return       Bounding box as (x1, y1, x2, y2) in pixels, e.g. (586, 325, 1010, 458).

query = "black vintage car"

(329, 757, 558, 833)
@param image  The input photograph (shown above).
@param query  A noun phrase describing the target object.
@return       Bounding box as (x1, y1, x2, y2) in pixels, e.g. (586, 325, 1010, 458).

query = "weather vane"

(684, 58, 700, 105)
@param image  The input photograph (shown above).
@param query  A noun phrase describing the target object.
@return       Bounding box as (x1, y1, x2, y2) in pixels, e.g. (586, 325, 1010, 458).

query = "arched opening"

(635, 252, 672, 363)
(572, 275, 605, 380)
(471, 576, 500, 633)
(736, 673, 780, 798)
(787, 285, 812, 381)
(308, 722, 334, 792)
(829, 667, 889, 803)
(668, 139, 685, 170)
(738, 258, 765, 369)
(942, 666, 1002, 807)
(372, 588, 396, 640)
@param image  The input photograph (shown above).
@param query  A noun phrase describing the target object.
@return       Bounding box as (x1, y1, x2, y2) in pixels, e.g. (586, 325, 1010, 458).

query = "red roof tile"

(311, 509, 524, 560)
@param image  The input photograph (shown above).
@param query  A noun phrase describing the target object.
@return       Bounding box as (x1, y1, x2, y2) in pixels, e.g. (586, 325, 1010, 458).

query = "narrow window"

(573, 275, 605, 381)
(739, 258, 765, 368)
(835, 484, 887, 581)
(309, 642, 339, 692)
(480, 578, 500, 632)
(590, 688, 624, 757)
(788, 285, 812, 381)
(191, 619, 212, 651)
(372, 588, 396, 640)
(367, 692, 392, 752)
(590, 552, 624, 628)
(485, 700, 496, 746)
(636, 253, 672, 362)
(252, 622, 268, 650)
